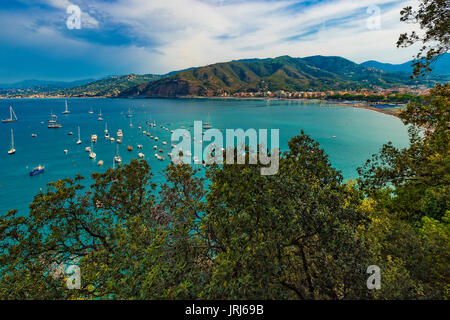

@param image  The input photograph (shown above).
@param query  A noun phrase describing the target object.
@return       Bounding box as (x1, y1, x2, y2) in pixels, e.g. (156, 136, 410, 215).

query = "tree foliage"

(397, 0, 450, 77)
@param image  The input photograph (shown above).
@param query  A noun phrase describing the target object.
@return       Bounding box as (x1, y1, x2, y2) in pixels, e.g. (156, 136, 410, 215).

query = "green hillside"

(58, 74, 164, 97)
(120, 56, 420, 98)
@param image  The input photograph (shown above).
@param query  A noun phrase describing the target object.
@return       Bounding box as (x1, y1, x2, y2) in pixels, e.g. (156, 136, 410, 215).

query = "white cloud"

(89, 0, 421, 72)
(1, 0, 423, 77)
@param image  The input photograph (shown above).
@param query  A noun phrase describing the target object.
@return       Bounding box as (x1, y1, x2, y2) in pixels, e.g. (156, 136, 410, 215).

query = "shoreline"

(0, 95, 405, 118)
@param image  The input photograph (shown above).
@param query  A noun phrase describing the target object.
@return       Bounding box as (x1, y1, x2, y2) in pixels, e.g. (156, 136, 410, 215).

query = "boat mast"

(11, 106, 17, 120)
(11, 129, 14, 149)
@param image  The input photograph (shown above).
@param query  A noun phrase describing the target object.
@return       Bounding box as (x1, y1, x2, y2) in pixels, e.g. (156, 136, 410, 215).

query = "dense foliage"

(397, 0, 450, 77)
(1, 90, 448, 298)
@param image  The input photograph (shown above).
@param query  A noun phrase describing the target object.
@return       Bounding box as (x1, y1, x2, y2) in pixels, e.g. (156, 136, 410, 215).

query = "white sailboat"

(88, 107, 94, 114)
(62, 100, 71, 114)
(8, 129, 15, 154)
(126, 107, 133, 118)
(97, 109, 104, 121)
(105, 122, 109, 139)
(89, 142, 96, 159)
(203, 113, 212, 129)
(2, 106, 18, 123)
(76, 126, 82, 144)
(114, 144, 122, 164)
(129, 117, 133, 128)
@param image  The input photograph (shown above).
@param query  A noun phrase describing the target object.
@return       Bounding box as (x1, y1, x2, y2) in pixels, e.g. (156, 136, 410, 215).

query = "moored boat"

(30, 165, 45, 176)
(8, 129, 15, 154)
(62, 100, 71, 114)
(2, 106, 18, 123)
(76, 126, 82, 144)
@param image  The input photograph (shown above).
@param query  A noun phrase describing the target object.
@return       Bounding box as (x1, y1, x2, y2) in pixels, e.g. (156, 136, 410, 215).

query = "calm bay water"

(0, 98, 410, 214)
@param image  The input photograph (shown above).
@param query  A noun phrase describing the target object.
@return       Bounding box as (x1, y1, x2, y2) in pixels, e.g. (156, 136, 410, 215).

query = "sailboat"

(203, 113, 212, 129)
(8, 129, 15, 154)
(126, 107, 133, 118)
(129, 117, 133, 128)
(114, 144, 122, 164)
(2, 106, 18, 123)
(76, 126, 82, 144)
(105, 122, 109, 139)
(97, 109, 104, 121)
(48, 112, 62, 128)
(88, 107, 94, 114)
(89, 142, 96, 159)
(62, 100, 71, 114)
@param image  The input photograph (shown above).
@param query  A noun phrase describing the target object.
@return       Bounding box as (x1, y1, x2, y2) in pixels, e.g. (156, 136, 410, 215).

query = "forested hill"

(119, 55, 428, 98)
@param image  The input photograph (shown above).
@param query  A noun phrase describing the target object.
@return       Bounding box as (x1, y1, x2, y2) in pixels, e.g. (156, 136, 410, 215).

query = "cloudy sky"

(0, 0, 421, 83)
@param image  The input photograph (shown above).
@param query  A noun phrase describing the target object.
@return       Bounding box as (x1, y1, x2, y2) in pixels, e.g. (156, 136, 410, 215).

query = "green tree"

(397, 0, 450, 77)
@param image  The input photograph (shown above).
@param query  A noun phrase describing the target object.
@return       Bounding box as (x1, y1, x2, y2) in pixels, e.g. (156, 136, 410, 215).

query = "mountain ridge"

(361, 53, 450, 75)
(119, 55, 430, 98)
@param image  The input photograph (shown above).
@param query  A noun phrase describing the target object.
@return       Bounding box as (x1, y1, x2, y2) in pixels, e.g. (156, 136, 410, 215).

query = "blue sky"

(0, 0, 420, 83)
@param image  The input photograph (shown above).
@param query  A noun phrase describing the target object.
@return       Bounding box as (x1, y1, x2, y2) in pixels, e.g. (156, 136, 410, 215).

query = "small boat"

(89, 143, 96, 159)
(97, 109, 103, 121)
(30, 165, 45, 176)
(117, 129, 123, 137)
(203, 113, 212, 129)
(138, 126, 142, 130)
(62, 100, 71, 114)
(68, 132, 73, 136)
(143, 130, 146, 134)
(48, 113, 62, 128)
(105, 122, 109, 139)
(76, 126, 82, 144)
(154, 137, 159, 141)
(127, 146, 133, 151)
(116, 139, 122, 144)
(146, 132, 150, 136)
(2, 106, 18, 123)
(85, 147, 91, 152)
(31, 133, 37, 138)
(97, 160, 104, 166)
(64, 149, 68, 154)
(110, 137, 115, 142)
(91, 134, 98, 143)
(8, 129, 15, 154)
(126, 107, 133, 118)
(162, 141, 167, 145)
(114, 144, 122, 163)
(153, 145, 157, 150)
(332, 136, 337, 138)
(137, 144, 143, 149)
(88, 107, 94, 114)
(138, 153, 145, 158)
(158, 149, 163, 153)
(129, 118, 133, 128)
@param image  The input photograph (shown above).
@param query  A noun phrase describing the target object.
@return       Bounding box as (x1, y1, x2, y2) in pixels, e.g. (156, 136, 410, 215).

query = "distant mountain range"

(1, 55, 448, 98)
(0, 78, 95, 90)
(361, 53, 450, 75)
(119, 55, 442, 98)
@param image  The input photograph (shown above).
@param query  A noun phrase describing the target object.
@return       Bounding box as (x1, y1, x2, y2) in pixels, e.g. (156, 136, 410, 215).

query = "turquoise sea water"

(0, 98, 410, 214)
